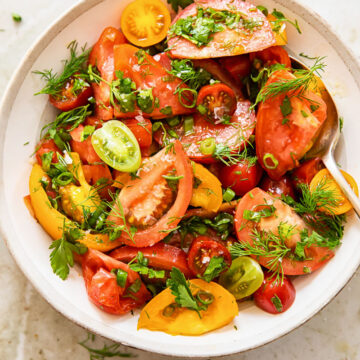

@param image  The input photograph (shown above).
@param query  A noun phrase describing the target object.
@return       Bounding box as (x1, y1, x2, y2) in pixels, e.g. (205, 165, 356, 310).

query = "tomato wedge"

(113, 44, 194, 119)
(82, 163, 113, 200)
(107, 140, 193, 247)
(168, 0, 275, 59)
(81, 249, 151, 315)
(256, 70, 327, 180)
(249, 46, 291, 67)
(154, 100, 255, 163)
(89, 27, 127, 120)
(110, 243, 192, 278)
(35, 139, 60, 166)
(122, 118, 152, 148)
(235, 187, 334, 275)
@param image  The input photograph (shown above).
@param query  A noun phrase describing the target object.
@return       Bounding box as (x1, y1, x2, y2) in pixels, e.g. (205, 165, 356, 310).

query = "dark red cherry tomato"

(187, 236, 232, 277)
(197, 83, 237, 123)
(219, 55, 251, 82)
(49, 76, 92, 112)
(250, 46, 291, 68)
(219, 160, 263, 196)
(260, 174, 296, 199)
(292, 158, 324, 189)
(253, 271, 296, 314)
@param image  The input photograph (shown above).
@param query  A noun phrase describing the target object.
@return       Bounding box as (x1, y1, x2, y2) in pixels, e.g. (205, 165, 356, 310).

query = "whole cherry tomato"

(253, 271, 296, 314)
(260, 174, 296, 199)
(292, 158, 324, 189)
(219, 160, 263, 196)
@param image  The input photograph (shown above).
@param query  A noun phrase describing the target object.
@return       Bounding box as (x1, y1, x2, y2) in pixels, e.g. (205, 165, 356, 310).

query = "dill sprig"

(34, 41, 91, 97)
(253, 56, 326, 107)
(212, 142, 257, 166)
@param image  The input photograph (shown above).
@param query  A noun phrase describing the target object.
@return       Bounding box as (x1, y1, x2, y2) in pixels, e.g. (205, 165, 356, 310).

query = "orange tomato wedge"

(310, 168, 359, 215)
(121, 0, 171, 47)
(138, 279, 238, 336)
(268, 14, 287, 46)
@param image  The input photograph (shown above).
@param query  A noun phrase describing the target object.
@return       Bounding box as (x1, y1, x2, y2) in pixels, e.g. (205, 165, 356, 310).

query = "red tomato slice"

(122, 118, 152, 148)
(89, 27, 127, 120)
(49, 76, 93, 112)
(35, 139, 60, 166)
(250, 46, 291, 67)
(153, 52, 172, 71)
(187, 236, 232, 277)
(82, 164, 113, 200)
(113, 44, 194, 119)
(81, 249, 151, 315)
(107, 140, 193, 247)
(168, 0, 275, 59)
(256, 70, 327, 180)
(110, 243, 193, 278)
(154, 100, 255, 163)
(85, 116, 103, 129)
(235, 187, 334, 275)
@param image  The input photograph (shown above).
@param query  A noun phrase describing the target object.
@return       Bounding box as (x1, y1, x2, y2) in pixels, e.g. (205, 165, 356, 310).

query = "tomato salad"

(27, 0, 359, 336)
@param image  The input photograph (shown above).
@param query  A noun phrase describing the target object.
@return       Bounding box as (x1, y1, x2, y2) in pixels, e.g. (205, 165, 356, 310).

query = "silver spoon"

(291, 57, 360, 218)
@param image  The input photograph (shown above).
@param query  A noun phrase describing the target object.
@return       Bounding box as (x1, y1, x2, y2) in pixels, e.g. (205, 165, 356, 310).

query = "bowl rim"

(1, 0, 360, 357)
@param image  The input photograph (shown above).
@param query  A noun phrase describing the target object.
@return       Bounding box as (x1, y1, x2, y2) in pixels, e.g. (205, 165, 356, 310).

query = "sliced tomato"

(69, 124, 102, 164)
(122, 118, 152, 148)
(110, 243, 192, 278)
(81, 249, 151, 315)
(235, 187, 334, 275)
(113, 44, 194, 119)
(249, 46, 291, 67)
(83, 164, 113, 200)
(85, 116, 103, 129)
(292, 157, 324, 189)
(35, 139, 60, 166)
(153, 52, 172, 71)
(256, 70, 327, 180)
(168, 0, 275, 59)
(154, 100, 255, 163)
(107, 140, 193, 247)
(187, 236, 232, 277)
(49, 76, 92, 112)
(89, 27, 127, 120)
(197, 83, 236, 123)
(218, 55, 251, 84)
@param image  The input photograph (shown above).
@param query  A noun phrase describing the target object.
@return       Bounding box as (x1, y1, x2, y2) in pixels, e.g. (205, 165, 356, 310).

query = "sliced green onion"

(196, 291, 214, 305)
(152, 122, 162, 132)
(178, 88, 197, 108)
(111, 268, 128, 288)
(54, 172, 73, 186)
(168, 129, 179, 139)
(183, 115, 194, 136)
(263, 153, 279, 169)
(162, 175, 184, 181)
(223, 188, 236, 202)
(200, 137, 216, 155)
(162, 303, 178, 317)
(166, 116, 180, 127)
(197, 104, 207, 115)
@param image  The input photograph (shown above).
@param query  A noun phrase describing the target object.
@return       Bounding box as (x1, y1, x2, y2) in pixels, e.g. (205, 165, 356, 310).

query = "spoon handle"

(323, 155, 360, 219)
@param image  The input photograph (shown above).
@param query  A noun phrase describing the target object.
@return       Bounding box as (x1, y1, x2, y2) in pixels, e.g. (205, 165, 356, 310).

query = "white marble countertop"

(1, 1, 360, 359)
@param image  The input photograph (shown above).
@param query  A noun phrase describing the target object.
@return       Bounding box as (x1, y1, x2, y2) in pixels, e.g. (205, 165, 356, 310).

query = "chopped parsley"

(201, 256, 228, 282)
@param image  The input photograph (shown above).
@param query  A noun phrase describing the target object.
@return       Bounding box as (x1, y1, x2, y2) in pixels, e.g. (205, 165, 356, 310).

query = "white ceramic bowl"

(1, 0, 360, 357)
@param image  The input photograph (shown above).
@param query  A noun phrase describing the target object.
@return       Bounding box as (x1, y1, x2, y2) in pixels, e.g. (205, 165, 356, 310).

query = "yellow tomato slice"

(268, 14, 287, 46)
(310, 168, 359, 215)
(121, 0, 171, 47)
(190, 162, 223, 212)
(138, 279, 238, 336)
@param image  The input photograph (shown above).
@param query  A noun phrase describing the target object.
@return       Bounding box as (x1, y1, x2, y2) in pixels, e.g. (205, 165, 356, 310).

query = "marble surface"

(1, 0, 360, 359)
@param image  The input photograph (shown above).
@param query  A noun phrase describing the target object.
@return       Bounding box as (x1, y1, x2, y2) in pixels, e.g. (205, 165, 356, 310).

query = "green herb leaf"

(243, 205, 276, 223)
(280, 95, 292, 117)
(81, 125, 95, 141)
(271, 294, 283, 312)
(129, 252, 165, 279)
(166, 0, 194, 12)
(12, 13, 22, 22)
(201, 256, 227, 282)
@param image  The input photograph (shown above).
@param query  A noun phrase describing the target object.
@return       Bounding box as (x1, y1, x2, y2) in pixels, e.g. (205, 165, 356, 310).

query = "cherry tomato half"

(187, 236, 232, 277)
(91, 120, 141, 172)
(219, 160, 263, 196)
(197, 83, 236, 123)
(253, 271, 296, 314)
(260, 174, 296, 199)
(219, 256, 264, 300)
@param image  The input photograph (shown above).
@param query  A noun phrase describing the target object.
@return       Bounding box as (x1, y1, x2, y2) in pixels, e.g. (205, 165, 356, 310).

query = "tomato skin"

(82, 164, 113, 200)
(292, 158, 324, 189)
(256, 70, 327, 180)
(81, 249, 151, 315)
(260, 174, 296, 199)
(250, 46, 291, 67)
(35, 139, 60, 166)
(219, 160, 263, 196)
(187, 236, 232, 277)
(122, 118, 152, 148)
(253, 272, 295, 314)
(85, 116, 103, 129)
(110, 243, 193, 278)
(49, 78, 92, 112)
(197, 83, 237, 122)
(69, 124, 102, 164)
(89, 27, 127, 120)
(235, 187, 334, 275)
(107, 140, 193, 247)
(219, 55, 251, 82)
